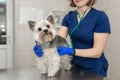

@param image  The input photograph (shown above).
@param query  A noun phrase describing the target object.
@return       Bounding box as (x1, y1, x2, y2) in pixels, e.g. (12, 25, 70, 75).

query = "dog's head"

(28, 15, 57, 44)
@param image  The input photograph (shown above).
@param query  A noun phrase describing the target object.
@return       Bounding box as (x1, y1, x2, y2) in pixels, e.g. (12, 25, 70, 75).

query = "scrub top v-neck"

(61, 8, 111, 77)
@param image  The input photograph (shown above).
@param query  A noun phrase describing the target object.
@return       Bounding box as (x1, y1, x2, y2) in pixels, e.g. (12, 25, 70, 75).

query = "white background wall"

(13, 0, 120, 80)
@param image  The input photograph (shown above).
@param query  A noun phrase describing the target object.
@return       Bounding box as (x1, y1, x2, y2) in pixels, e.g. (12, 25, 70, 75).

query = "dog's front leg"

(47, 49, 60, 77)
(35, 57, 47, 74)
(47, 56, 60, 77)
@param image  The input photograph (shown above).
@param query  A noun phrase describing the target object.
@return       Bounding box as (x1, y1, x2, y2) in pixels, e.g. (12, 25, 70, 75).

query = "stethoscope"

(69, 0, 94, 48)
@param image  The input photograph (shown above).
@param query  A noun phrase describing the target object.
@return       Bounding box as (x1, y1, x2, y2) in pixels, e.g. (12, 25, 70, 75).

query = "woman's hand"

(33, 44, 43, 57)
(57, 46, 75, 56)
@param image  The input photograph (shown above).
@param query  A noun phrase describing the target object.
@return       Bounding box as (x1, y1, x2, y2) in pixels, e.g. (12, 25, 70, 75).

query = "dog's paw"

(41, 72, 47, 75)
(41, 71, 47, 75)
(47, 73, 55, 78)
(65, 64, 71, 71)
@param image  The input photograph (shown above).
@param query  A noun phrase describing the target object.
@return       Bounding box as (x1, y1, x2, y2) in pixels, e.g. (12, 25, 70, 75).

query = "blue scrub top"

(61, 8, 111, 77)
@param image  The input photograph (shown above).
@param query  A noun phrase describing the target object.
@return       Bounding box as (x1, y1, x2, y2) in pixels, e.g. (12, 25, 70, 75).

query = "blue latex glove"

(33, 44, 43, 57)
(57, 46, 75, 56)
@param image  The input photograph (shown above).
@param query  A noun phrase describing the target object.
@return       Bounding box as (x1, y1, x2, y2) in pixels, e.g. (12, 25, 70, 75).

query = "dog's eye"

(38, 28, 41, 31)
(46, 25, 50, 28)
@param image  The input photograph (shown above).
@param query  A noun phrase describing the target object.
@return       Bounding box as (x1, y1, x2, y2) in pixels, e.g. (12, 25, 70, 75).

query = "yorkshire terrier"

(28, 15, 71, 77)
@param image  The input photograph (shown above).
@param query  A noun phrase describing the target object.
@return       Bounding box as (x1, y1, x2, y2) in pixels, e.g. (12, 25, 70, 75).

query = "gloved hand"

(33, 44, 43, 57)
(57, 46, 75, 56)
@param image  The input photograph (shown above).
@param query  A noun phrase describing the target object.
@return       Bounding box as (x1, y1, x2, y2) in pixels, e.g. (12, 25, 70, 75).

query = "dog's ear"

(47, 15, 55, 24)
(28, 21, 36, 31)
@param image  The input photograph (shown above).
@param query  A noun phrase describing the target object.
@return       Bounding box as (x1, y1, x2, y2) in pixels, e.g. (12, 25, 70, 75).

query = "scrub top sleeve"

(94, 11, 111, 34)
(61, 14, 69, 27)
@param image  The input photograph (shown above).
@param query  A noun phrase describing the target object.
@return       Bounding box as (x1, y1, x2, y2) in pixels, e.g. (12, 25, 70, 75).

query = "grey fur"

(37, 35, 68, 49)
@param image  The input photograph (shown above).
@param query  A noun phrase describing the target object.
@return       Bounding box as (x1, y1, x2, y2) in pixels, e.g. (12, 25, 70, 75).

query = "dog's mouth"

(41, 32, 52, 38)
(39, 32, 53, 43)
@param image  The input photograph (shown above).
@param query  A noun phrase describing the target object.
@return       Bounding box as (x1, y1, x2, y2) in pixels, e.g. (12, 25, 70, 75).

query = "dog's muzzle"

(39, 31, 53, 43)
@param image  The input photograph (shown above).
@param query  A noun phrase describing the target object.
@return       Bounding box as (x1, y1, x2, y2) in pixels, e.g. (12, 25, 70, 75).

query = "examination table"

(0, 66, 106, 80)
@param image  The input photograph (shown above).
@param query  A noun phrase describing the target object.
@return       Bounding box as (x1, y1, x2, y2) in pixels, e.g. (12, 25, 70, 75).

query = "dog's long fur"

(28, 15, 71, 77)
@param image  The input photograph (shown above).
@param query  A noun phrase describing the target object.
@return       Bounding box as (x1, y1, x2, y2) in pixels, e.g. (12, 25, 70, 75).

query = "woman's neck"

(77, 6, 91, 17)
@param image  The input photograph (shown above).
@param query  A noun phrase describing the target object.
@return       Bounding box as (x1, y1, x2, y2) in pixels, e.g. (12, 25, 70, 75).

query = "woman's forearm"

(74, 33, 109, 58)
(75, 48, 103, 58)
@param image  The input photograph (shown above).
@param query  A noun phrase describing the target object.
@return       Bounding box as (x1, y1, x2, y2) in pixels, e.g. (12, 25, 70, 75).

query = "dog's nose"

(38, 28, 41, 31)
(43, 29, 48, 33)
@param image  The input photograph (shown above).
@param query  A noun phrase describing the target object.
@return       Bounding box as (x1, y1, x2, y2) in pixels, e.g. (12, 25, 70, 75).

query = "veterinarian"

(33, 0, 111, 77)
